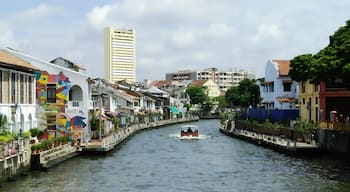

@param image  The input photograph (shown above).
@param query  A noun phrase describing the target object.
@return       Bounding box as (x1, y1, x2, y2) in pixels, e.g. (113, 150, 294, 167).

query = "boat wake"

(168, 134, 208, 140)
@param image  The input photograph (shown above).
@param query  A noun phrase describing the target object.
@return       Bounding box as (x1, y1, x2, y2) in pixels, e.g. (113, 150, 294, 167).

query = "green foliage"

(214, 96, 227, 109)
(89, 112, 99, 131)
(23, 131, 31, 138)
(0, 130, 14, 143)
(294, 119, 316, 134)
(29, 128, 45, 137)
(185, 86, 209, 105)
(289, 19, 350, 86)
(0, 113, 8, 129)
(225, 79, 261, 108)
(184, 103, 192, 110)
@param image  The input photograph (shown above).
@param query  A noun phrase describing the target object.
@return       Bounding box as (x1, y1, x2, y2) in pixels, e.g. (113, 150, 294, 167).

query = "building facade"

(299, 81, 320, 122)
(166, 68, 255, 93)
(104, 27, 136, 83)
(0, 50, 37, 134)
(7, 48, 90, 142)
(259, 60, 299, 109)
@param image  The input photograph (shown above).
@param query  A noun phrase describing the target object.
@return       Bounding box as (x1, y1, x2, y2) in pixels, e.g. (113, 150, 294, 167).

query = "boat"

(180, 125, 199, 139)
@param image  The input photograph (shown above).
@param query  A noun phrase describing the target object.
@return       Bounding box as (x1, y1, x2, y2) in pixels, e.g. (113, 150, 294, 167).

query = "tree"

(289, 19, 350, 86)
(185, 86, 209, 105)
(0, 113, 8, 130)
(214, 96, 227, 109)
(225, 79, 261, 108)
(294, 119, 316, 142)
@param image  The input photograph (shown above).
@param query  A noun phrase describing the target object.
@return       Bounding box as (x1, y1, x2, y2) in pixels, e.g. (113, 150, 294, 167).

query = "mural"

(35, 70, 86, 140)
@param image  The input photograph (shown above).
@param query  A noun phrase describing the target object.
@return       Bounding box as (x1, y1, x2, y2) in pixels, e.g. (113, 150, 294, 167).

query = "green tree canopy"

(290, 19, 350, 86)
(225, 79, 261, 108)
(214, 96, 227, 109)
(185, 86, 209, 105)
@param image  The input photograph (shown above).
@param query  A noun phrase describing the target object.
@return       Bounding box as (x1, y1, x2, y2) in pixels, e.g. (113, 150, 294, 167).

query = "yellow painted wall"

(299, 81, 320, 122)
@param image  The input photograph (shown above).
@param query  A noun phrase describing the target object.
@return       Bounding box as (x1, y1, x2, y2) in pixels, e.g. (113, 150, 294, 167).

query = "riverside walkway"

(83, 117, 199, 153)
(220, 126, 320, 156)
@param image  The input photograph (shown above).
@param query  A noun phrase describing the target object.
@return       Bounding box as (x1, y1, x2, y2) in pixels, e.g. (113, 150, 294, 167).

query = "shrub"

(0, 135, 9, 143)
(23, 131, 31, 138)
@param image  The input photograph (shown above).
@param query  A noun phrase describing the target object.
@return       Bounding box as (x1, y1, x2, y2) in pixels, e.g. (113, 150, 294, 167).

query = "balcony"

(68, 101, 82, 109)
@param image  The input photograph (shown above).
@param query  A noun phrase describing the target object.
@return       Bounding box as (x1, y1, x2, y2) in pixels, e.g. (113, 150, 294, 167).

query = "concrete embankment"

(0, 139, 31, 183)
(220, 126, 320, 156)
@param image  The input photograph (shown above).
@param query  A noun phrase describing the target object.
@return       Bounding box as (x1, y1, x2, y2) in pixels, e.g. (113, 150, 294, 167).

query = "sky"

(0, 0, 349, 81)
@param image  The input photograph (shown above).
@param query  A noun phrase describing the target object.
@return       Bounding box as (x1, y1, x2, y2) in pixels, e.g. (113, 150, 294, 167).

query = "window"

(47, 114, 56, 130)
(47, 84, 56, 103)
(314, 84, 319, 92)
(3, 71, 9, 103)
(20, 74, 24, 104)
(11, 73, 16, 104)
(302, 98, 305, 105)
(315, 97, 318, 105)
(28, 76, 33, 104)
(301, 81, 306, 93)
(283, 82, 292, 92)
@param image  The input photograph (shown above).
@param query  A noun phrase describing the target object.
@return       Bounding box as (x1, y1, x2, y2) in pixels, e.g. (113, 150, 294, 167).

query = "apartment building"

(105, 27, 136, 83)
(166, 68, 255, 93)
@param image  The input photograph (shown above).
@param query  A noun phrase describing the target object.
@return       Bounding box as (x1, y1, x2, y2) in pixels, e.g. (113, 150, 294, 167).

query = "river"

(2, 120, 350, 191)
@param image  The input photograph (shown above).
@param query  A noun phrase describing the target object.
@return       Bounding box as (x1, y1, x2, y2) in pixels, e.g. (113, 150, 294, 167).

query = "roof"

(189, 80, 208, 87)
(50, 57, 86, 71)
(0, 49, 38, 71)
(272, 60, 291, 76)
(154, 80, 173, 88)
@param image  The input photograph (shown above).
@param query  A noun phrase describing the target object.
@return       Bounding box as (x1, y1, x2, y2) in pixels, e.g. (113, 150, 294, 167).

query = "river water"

(3, 120, 350, 191)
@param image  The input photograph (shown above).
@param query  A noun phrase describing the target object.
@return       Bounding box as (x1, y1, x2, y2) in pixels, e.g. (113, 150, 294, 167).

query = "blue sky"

(1, 0, 350, 81)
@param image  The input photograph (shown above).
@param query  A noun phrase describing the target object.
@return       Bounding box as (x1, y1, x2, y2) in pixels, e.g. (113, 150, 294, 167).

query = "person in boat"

(187, 127, 193, 132)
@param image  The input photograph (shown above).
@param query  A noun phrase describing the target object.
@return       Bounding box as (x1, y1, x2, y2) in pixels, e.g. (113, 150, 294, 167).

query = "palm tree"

(294, 119, 316, 142)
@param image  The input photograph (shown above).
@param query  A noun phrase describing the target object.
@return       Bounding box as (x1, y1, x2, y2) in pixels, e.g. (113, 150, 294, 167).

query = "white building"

(0, 49, 37, 134)
(105, 27, 136, 83)
(7, 48, 91, 142)
(259, 60, 299, 109)
(166, 68, 255, 93)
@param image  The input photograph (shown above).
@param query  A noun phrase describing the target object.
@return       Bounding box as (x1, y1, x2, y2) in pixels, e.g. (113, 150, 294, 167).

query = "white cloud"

(1, 0, 349, 81)
(17, 4, 63, 21)
(250, 24, 283, 45)
(0, 22, 16, 48)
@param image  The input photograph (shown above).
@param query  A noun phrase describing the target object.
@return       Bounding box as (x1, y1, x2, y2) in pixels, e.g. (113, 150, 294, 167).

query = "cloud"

(1, 0, 349, 81)
(249, 24, 283, 45)
(0, 22, 17, 48)
(16, 4, 63, 21)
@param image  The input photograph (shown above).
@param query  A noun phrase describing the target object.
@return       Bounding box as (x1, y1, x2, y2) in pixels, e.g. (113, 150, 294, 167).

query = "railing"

(68, 101, 82, 108)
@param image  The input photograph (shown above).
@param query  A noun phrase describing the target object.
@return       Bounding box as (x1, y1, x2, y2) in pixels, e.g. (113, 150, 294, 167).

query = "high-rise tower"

(104, 27, 136, 83)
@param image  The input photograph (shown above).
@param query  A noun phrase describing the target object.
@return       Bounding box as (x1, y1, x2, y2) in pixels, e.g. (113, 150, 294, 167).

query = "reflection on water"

(2, 120, 350, 192)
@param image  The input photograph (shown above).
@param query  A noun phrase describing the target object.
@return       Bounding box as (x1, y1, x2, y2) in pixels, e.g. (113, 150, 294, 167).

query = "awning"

(170, 107, 179, 114)
(277, 97, 296, 103)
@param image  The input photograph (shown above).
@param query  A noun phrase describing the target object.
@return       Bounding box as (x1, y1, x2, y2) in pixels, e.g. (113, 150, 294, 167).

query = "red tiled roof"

(0, 49, 38, 71)
(272, 60, 291, 76)
(154, 80, 173, 88)
(189, 80, 207, 87)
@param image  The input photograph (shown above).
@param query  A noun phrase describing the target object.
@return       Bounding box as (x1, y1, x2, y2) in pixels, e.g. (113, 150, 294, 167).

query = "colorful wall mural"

(35, 70, 86, 140)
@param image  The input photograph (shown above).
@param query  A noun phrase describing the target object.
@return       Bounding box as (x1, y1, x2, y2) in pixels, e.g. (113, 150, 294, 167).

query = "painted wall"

(8, 49, 90, 142)
(35, 70, 86, 141)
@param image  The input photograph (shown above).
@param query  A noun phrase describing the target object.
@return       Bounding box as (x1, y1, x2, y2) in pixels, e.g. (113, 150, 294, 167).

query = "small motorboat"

(180, 125, 199, 139)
